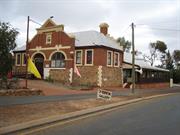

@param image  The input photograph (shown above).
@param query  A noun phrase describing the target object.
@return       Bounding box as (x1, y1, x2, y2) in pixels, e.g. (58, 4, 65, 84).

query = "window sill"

(76, 64, 83, 66)
(48, 67, 66, 70)
(84, 64, 93, 66)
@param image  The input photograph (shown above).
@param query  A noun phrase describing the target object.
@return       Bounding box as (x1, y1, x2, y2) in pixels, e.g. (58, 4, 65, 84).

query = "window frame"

(85, 49, 94, 66)
(114, 52, 120, 67)
(46, 33, 52, 44)
(107, 50, 113, 67)
(75, 50, 83, 66)
(51, 52, 65, 68)
(22, 53, 26, 66)
(16, 53, 21, 66)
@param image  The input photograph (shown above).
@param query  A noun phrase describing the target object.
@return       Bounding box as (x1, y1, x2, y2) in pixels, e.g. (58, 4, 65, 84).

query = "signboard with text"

(97, 89, 112, 100)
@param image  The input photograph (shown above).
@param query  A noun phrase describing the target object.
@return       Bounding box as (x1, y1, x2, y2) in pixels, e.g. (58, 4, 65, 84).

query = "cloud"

(0, 0, 179, 54)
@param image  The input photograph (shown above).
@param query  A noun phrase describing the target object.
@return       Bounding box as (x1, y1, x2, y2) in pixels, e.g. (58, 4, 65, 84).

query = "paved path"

(28, 93, 180, 135)
(0, 87, 180, 106)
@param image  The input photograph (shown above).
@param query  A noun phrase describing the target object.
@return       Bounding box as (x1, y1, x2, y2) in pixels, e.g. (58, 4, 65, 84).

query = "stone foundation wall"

(49, 69, 70, 85)
(73, 66, 98, 87)
(101, 67, 123, 87)
(136, 82, 170, 89)
(49, 66, 123, 87)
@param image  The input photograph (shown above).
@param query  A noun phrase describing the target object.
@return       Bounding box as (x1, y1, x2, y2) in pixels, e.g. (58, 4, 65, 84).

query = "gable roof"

(71, 30, 123, 50)
(124, 52, 169, 72)
(40, 19, 57, 29)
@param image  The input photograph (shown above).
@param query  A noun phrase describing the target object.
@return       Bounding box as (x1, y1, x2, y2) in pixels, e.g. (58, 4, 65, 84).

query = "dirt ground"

(18, 79, 126, 96)
(19, 79, 98, 96)
(0, 96, 133, 128)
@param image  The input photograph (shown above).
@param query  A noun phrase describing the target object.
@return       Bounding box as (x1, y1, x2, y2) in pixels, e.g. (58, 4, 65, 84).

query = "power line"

(29, 19, 42, 26)
(136, 21, 179, 26)
(119, 24, 131, 37)
(136, 25, 180, 31)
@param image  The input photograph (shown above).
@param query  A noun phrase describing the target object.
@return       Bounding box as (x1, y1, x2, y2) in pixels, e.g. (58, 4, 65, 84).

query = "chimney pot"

(99, 23, 109, 36)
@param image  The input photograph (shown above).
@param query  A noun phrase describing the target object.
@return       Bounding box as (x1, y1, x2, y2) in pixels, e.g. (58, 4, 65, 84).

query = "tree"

(173, 50, 180, 68)
(117, 37, 131, 52)
(143, 40, 167, 66)
(165, 50, 174, 70)
(0, 22, 19, 83)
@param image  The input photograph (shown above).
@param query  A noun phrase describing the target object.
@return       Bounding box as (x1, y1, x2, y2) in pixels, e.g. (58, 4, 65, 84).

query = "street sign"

(97, 89, 112, 100)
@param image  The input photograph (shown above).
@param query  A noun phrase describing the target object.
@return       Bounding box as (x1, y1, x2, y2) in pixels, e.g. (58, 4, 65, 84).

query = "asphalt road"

(1, 87, 180, 106)
(26, 93, 180, 135)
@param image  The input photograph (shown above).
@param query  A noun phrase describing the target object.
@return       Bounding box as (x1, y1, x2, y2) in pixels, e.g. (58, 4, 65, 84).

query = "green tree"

(143, 40, 167, 66)
(0, 22, 19, 83)
(165, 50, 174, 70)
(173, 50, 180, 68)
(117, 37, 131, 52)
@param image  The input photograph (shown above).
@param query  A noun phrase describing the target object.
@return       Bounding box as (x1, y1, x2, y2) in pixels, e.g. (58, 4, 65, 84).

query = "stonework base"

(49, 66, 123, 87)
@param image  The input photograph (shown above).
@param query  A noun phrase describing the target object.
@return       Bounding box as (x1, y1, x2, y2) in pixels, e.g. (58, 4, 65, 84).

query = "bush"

(45, 76, 53, 83)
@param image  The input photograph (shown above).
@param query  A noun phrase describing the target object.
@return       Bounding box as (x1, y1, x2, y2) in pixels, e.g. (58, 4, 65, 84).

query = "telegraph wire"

(29, 19, 42, 26)
(119, 24, 131, 37)
(136, 20, 180, 26)
(136, 25, 180, 32)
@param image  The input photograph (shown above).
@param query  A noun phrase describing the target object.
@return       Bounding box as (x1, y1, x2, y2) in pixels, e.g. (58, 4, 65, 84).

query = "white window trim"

(114, 52, 120, 67)
(22, 53, 26, 66)
(46, 33, 52, 44)
(107, 50, 113, 67)
(75, 50, 83, 66)
(16, 53, 21, 66)
(85, 49, 94, 66)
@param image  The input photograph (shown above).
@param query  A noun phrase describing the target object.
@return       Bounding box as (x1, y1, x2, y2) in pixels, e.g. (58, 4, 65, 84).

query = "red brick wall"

(136, 82, 170, 89)
(75, 47, 123, 67)
(29, 31, 74, 49)
(28, 30, 75, 69)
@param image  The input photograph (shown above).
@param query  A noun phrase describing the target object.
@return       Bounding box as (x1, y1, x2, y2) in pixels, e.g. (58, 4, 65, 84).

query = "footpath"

(0, 86, 180, 134)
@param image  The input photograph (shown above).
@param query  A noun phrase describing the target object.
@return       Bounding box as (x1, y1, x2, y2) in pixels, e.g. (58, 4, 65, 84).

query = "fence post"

(170, 78, 173, 87)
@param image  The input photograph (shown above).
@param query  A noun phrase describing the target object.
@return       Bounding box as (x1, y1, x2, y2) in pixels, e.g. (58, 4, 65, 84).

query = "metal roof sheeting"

(124, 52, 169, 72)
(71, 30, 123, 50)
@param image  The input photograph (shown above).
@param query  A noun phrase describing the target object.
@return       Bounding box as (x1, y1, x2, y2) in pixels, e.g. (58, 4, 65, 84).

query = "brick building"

(13, 19, 124, 87)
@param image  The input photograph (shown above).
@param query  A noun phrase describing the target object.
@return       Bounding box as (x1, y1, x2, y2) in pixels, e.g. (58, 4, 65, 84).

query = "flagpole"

(25, 16, 30, 88)
(72, 51, 75, 85)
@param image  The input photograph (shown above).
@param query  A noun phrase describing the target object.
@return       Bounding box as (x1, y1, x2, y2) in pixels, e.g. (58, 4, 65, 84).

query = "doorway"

(33, 53, 44, 78)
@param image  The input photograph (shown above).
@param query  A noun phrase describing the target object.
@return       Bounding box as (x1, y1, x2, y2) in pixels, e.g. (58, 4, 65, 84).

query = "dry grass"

(0, 97, 130, 128)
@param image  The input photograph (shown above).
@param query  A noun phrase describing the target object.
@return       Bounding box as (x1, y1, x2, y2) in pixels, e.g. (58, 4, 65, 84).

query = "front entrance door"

(33, 53, 44, 78)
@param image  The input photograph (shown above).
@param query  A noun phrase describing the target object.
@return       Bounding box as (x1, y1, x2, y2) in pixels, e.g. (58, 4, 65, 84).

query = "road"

(1, 87, 180, 106)
(21, 93, 180, 135)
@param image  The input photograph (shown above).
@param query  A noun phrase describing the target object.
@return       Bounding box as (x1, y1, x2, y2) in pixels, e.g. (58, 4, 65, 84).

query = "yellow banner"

(28, 57, 41, 79)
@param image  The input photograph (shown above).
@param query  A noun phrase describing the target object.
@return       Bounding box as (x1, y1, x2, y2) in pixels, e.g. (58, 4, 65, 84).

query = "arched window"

(51, 52, 65, 68)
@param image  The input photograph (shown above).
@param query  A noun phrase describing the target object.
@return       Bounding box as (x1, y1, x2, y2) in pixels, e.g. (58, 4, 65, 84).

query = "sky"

(0, 0, 180, 56)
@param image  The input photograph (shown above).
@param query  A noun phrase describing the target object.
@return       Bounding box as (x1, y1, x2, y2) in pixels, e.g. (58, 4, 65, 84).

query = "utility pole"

(25, 16, 30, 88)
(131, 22, 135, 93)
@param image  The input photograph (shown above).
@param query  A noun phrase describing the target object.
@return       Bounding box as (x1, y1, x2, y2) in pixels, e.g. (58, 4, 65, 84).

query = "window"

(22, 53, 26, 66)
(51, 52, 65, 68)
(75, 50, 82, 65)
(85, 49, 93, 65)
(46, 33, 52, 44)
(107, 51, 113, 66)
(114, 52, 119, 67)
(16, 53, 21, 66)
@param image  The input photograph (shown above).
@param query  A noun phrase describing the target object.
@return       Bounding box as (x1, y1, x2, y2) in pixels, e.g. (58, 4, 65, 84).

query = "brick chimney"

(99, 23, 109, 36)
